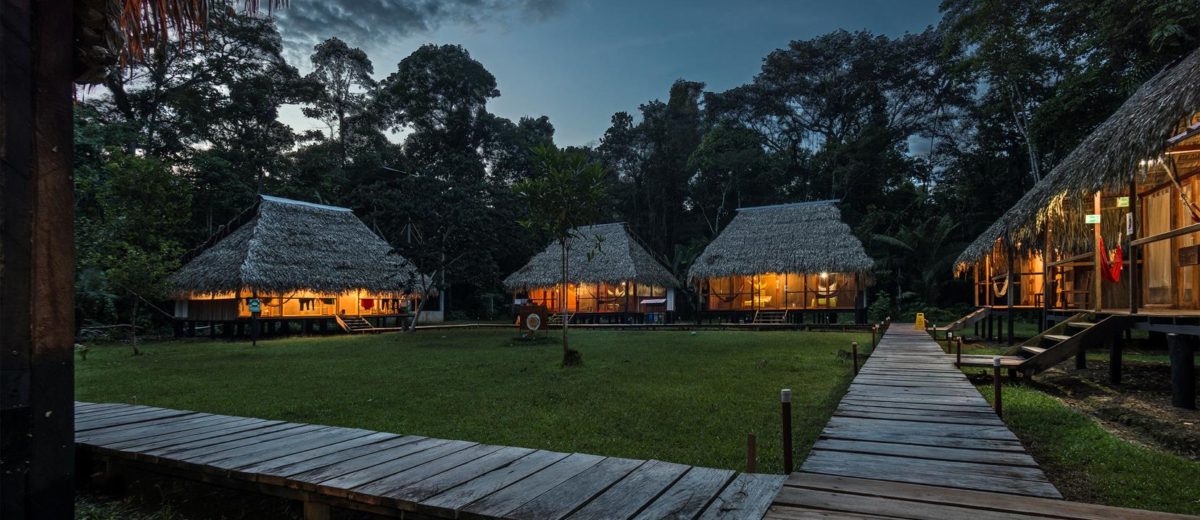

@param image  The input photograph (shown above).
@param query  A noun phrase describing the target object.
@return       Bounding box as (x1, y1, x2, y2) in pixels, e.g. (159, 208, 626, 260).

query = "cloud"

(274, 0, 567, 66)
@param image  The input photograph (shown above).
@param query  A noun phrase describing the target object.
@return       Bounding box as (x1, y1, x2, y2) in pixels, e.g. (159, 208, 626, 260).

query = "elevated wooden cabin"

(956, 46, 1200, 335)
(688, 201, 874, 324)
(503, 223, 680, 323)
(168, 195, 437, 334)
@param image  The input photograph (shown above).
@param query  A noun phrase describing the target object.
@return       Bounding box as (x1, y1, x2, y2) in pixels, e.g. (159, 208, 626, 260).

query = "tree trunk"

(130, 298, 141, 356)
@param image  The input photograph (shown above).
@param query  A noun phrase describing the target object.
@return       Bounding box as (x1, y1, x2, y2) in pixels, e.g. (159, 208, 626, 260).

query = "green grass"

(978, 383, 1200, 514)
(76, 329, 866, 474)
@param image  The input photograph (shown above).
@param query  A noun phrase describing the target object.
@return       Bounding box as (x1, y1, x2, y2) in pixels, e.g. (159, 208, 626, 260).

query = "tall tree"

(514, 146, 609, 367)
(304, 37, 378, 161)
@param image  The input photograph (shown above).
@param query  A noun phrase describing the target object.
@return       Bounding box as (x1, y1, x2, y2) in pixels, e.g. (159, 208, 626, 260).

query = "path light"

(780, 389, 793, 474)
(993, 357, 1003, 418)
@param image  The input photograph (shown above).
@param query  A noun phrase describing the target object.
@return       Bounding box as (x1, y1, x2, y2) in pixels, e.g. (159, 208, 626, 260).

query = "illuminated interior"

(700, 272, 859, 311)
(523, 281, 668, 313)
(179, 289, 417, 321)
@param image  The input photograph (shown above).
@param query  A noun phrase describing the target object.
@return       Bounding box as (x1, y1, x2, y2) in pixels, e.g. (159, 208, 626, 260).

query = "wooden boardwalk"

(75, 401, 784, 519)
(765, 324, 1194, 519)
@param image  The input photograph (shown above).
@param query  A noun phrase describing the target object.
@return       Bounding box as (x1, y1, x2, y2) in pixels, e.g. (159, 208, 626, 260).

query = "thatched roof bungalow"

(504, 223, 680, 321)
(169, 195, 435, 325)
(688, 201, 873, 322)
(956, 46, 1200, 315)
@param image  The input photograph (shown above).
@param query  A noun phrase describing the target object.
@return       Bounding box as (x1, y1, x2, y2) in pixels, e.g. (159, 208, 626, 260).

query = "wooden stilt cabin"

(956, 46, 1200, 335)
(168, 195, 437, 336)
(688, 201, 874, 324)
(503, 223, 680, 324)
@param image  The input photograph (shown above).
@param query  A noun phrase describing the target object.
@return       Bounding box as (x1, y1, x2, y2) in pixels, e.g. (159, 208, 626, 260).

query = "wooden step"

(957, 355, 1024, 368)
(1066, 322, 1095, 329)
(1042, 334, 1072, 343)
(1021, 346, 1046, 356)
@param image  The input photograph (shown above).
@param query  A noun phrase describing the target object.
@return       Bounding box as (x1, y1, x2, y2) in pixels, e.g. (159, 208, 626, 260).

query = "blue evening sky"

(275, 0, 944, 147)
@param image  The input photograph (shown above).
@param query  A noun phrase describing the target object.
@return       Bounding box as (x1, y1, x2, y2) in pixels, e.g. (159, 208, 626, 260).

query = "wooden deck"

(74, 401, 785, 519)
(765, 324, 1193, 519)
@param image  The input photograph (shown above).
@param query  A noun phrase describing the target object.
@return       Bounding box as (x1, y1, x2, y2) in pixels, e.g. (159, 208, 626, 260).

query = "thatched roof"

(687, 200, 874, 281)
(168, 195, 424, 296)
(503, 223, 679, 290)
(956, 46, 1200, 268)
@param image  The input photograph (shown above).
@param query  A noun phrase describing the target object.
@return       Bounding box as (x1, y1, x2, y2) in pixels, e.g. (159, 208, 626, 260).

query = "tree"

(686, 122, 779, 236)
(514, 146, 610, 367)
(304, 37, 378, 162)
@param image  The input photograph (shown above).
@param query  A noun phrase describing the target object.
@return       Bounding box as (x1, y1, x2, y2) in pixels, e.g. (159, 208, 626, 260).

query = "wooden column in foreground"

(0, 1, 76, 517)
(1093, 191, 1103, 312)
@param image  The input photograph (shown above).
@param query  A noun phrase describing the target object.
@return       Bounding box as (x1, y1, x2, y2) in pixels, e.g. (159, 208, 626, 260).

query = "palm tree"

(514, 146, 609, 367)
(872, 215, 967, 306)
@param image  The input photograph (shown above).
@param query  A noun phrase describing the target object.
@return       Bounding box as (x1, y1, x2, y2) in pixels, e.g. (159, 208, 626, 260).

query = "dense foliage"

(73, 2, 1200, 330)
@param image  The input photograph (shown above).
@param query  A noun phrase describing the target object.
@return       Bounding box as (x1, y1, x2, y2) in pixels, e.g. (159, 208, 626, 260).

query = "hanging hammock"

(1160, 159, 1200, 223)
(1098, 235, 1124, 283)
(991, 275, 1009, 298)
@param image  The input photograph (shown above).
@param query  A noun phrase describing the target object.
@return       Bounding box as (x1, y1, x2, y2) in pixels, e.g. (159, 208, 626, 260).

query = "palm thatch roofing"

(687, 200, 874, 281)
(503, 223, 680, 290)
(168, 195, 425, 296)
(956, 45, 1200, 269)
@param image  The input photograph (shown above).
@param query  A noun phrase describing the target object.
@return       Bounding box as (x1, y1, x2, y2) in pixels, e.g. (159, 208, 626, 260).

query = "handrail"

(1130, 221, 1200, 247)
(1047, 252, 1092, 268)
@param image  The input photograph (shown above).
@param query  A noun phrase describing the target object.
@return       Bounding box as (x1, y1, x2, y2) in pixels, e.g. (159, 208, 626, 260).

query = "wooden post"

(1043, 227, 1052, 331)
(1093, 191, 1103, 313)
(1006, 244, 1015, 346)
(993, 357, 1003, 418)
(945, 331, 954, 354)
(1129, 175, 1140, 315)
(303, 500, 331, 520)
(871, 325, 877, 349)
(852, 342, 859, 375)
(1167, 334, 1197, 409)
(780, 389, 793, 474)
(1110, 335, 1124, 385)
(746, 433, 757, 473)
(0, 0, 77, 516)
(955, 337, 963, 367)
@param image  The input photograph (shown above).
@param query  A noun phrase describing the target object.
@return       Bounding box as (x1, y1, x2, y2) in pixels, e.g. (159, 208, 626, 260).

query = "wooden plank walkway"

(74, 401, 785, 519)
(764, 324, 1194, 519)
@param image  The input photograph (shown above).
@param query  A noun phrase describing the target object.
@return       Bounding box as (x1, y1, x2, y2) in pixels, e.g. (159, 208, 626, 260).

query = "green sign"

(248, 298, 262, 314)
(1085, 214, 1101, 224)
(1117, 196, 1130, 208)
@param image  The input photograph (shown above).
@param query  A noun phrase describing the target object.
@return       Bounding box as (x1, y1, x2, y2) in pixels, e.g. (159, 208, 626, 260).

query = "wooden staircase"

(928, 307, 990, 340)
(752, 310, 788, 324)
(336, 315, 375, 333)
(958, 312, 1131, 376)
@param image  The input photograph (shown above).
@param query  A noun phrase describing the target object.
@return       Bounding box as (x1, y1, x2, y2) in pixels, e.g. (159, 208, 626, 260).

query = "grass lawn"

(76, 329, 867, 474)
(977, 382, 1200, 515)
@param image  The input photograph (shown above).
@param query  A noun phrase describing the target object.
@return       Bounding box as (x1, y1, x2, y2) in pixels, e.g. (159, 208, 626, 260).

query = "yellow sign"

(914, 313, 926, 330)
(1117, 197, 1130, 208)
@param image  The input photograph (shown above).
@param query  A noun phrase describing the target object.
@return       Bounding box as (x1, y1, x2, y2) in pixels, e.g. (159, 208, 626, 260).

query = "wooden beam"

(1, 0, 77, 517)
(1093, 192, 1103, 312)
(1129, 175, 1140, 315)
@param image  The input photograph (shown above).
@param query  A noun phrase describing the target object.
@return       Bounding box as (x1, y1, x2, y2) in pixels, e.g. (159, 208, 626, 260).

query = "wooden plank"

(505, 457, 644, 520)
(315, 440, 480, 495)
(823, 417, 1020, 443)
(418, 449, 569, 512)
(800, 451, 1058, 498)
(234, 431, 400, 476)
(632, 466, 736, 520)
(170, 424, 326, 465)
(766, 505, 896, 519)
(697, 473, 786, 520)
(833, 410, 1004, 427)
(75, 408, 194, 432)
(459, 453, 606, 519)
(104, 417, 279, 452)
(205, 426, 374, 469)
(779, 473, 1193, 520)
(143, 423, 308, 461)
(772, 486, 1030, 520)
(287, 437, 457, 490)
(77, 413, 233, 445)
(261, 435, 427, 486)
(566, 459, 691, 520)
(811, 439, 1038, 467)
(344, 443, 506, 501)
(385, 446, 539, 507)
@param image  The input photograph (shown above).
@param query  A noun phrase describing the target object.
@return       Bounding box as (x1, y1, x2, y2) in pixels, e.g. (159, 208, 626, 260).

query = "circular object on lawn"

(526, 313, 542, 331)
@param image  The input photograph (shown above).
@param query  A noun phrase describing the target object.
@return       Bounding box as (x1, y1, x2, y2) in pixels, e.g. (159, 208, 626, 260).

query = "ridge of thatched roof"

(956, 46, 1200, 268)
(168, 195, 424, 295)
(687, 200, 874, 281)
(503, 223, 680, 290)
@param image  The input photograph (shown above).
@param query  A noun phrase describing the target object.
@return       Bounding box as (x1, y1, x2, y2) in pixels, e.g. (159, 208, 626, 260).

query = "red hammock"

(1098, 236, 1124, 283)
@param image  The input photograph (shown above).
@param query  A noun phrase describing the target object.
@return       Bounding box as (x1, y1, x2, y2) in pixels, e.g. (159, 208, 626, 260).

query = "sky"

(273, 0, 945, 147)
